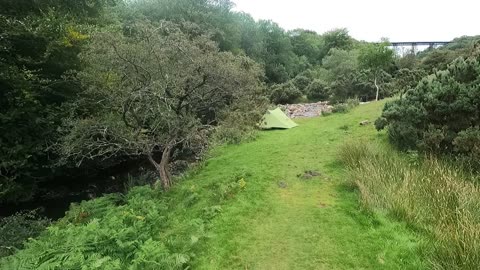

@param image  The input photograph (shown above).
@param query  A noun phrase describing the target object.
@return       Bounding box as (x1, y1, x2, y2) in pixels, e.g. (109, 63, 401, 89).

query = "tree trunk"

(147, 145, 173, 190)
(374, 75, 380, 101)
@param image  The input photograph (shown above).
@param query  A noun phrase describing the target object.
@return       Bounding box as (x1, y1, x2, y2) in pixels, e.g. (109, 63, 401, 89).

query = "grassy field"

(2, 101, 428, 269)
(190, 101, 426, 269)
(339, 138, 480, 269)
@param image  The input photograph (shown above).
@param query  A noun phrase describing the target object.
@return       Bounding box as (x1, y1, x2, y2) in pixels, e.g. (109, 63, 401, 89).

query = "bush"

(329, 70, 376, 102)
(339, 141, 480, 269)
(292, 75, 311, 93)
(345, 98, 359, 107)
(332, 103, 349, 113)
(331, 98, 359, 113)
(269, 81, 302, 104)
(377, 55, 480, 161)
(305, 79, 329, 101)
(0, 210, 50, 258)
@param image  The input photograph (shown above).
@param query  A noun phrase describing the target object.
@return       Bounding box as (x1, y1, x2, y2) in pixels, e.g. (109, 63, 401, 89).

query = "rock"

(278, 181, 288, 188)
(279, 101, 333, 119)
(298, 170, 321, 180)
(360, 120, 370, 126)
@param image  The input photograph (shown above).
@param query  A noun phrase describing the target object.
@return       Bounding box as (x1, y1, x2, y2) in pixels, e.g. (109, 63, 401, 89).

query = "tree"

(322, 28, 353, 55)
(292, 75, 312, 93)
(269, 81, 302, 104)
(358, 41, 394, 101)
(59, 22, 265, 190)
(257, 20, 300, 84)
(322, 48, 359, 81)
(289, 29, 325, 65)
(0, 0, 117, 202)
(305, 80, 329, 101)
(329, 70, 376, 102)
(391, 68, 426, 98)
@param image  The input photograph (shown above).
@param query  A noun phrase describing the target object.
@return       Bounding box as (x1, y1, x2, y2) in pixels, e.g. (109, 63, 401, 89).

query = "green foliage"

(331, 99, 359, 114)
(358, 41, 395, 100)
(1, 101, 428, 269)
(329, 70, 377, 102)
(453, 127, 480, 162)
(292, 75, 312, 93)
(0, 0, 119, 202)
(269, 81, 302, 104)
(0, 211, 50, 258)
(358, 42, 395, 72)
(0, 167, 252, 269)
(332, 98, 360, 113)
(305, 79, 329, 101)
(417, 36, 480, 72)
(377, 55, 480, 163)
(390, 68, 427, 97)
(322, 48, 359, 80)
(340, 141, 480, 269)
(290, 29, 325, 65)
(322, 28, 353, 54)
(257, 20, 301, 83)
(59, 21, 265, 188)
(0, 187, 200, 269)
(212, 99, 268, 145)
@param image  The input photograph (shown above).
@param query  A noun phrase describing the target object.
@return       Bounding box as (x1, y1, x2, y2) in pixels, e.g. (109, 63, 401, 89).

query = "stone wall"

(279, 102, 333, 118)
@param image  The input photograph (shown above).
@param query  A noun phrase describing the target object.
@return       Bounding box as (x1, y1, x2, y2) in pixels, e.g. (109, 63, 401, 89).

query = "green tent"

(259, 108, 298, 129)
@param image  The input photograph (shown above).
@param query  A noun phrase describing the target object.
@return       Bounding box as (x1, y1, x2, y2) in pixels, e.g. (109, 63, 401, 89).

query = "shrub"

(345, 98, 360, 107)
(292, 75, 311, 93)
(331, 98, 359, 114)
(305, 79, 329, 101)
(339, 141, 480, 269)
(332, 103, 349, 113)
(269, 81, 302, 104)
(453, 127, 480, 163)
(377, 55, 480, 162)
(329, 70, 376, 102)
(0, 210, 50, 258)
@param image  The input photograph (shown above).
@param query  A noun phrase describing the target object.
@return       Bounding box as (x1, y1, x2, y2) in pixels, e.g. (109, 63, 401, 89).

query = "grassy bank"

(339, 141, 480, 269)
(1, 101, 427, 269)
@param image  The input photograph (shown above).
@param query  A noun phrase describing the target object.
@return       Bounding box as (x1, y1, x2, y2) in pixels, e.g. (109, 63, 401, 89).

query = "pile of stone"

(280, 101, 333, 118)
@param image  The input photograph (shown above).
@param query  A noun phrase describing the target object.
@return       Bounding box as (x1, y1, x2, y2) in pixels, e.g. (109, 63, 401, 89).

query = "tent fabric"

(259, 108, 298, 129)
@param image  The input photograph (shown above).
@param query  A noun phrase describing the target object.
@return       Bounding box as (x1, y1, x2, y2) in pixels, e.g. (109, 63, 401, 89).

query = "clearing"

(188, 101, 426, 269)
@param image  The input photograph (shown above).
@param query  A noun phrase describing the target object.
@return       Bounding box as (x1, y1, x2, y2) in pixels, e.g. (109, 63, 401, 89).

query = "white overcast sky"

(232, 0, 479, 42)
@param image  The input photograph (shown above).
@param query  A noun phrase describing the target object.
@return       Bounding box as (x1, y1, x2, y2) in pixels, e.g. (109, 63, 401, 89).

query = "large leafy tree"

(358, 41, 394, 101)
(290, 29, 325, 65)
(60, 22, 265, 189)
(322, 48, 359, 81)
(322, 28, 353, 55)
(257, 20, 300, 84)
(0, 0, 117, 201)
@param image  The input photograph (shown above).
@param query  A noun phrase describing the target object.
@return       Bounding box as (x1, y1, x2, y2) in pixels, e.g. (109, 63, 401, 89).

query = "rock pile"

(280, 102, 333, 118)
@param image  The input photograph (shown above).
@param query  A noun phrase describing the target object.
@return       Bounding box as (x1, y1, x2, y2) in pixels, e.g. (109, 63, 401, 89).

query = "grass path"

(191, 101, 426, 269)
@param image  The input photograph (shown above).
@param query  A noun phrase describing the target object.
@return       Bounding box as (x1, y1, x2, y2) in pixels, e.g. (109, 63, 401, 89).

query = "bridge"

(388, 41, 452, 54)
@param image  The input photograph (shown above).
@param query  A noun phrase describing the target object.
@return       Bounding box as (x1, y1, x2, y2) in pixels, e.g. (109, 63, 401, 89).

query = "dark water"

(0, 160, 148, 220)
(0, 194, 88, 220)
(0, 174, 126, 219)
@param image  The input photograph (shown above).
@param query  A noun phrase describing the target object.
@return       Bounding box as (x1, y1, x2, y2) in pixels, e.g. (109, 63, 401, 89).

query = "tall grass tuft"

(339, 141, 480, 269)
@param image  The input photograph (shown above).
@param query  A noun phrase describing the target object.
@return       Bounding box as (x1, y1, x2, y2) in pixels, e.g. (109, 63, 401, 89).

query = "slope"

(193, 101, 426, 269)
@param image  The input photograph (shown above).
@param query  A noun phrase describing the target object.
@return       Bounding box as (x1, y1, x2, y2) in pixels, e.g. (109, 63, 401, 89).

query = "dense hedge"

(376, 55, 480, 161)
(269, 81, 302, 104)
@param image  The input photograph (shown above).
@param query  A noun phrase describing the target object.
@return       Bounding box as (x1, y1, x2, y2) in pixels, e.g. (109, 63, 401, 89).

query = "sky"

(232, 0, 479, 42)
